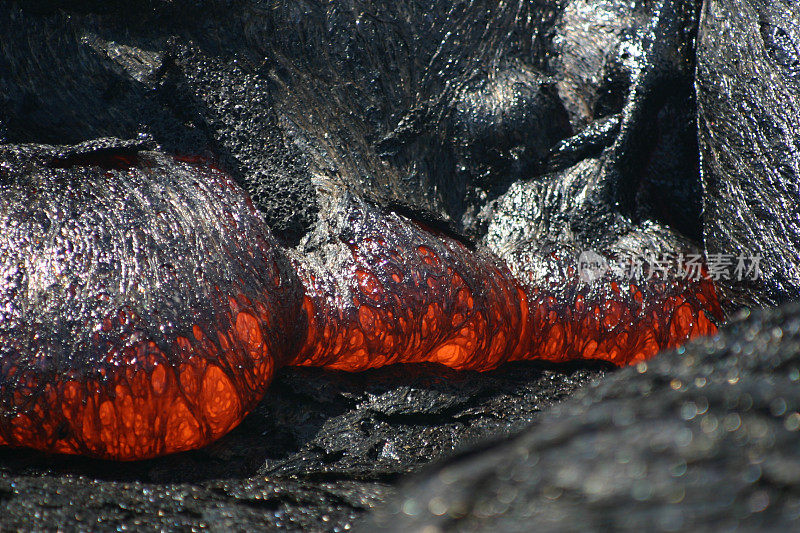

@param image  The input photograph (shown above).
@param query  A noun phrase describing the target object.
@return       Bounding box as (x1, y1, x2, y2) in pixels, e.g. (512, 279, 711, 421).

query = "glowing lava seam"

(0, 155, 721, 460)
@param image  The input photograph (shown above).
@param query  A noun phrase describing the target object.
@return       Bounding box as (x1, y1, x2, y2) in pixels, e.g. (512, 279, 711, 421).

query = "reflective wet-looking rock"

(0, 0, 798, 530)
(697, 0, 800, 307)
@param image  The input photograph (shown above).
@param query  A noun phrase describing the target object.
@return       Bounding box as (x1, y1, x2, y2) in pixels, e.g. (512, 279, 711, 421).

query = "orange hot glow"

(0, 209, 722, 460)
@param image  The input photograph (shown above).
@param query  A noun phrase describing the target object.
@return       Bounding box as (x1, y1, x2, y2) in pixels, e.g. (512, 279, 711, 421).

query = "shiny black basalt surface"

(2, 0, 800, 530)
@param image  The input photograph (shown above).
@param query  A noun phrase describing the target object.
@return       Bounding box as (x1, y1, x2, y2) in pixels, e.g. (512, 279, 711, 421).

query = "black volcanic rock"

(2, 0, 798, 531)
(697, 0, 800, 307)
(0, 0, 702, 242)
(363, 303, 800, 532)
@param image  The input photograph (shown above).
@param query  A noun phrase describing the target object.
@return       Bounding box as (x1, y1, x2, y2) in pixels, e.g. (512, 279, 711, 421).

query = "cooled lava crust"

(0, 149, 721, 460)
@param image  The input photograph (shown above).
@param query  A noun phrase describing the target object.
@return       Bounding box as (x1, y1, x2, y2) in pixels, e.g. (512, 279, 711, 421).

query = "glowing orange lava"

(0, 171, 722, 460)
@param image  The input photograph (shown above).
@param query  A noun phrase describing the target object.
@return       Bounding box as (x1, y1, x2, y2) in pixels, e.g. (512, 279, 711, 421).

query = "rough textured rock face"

(0, 0, 701, 243)
(364, 303, 800, 532)
(0, 1, 318, 243)
(0, 0, 797, 530)
(697, 0, 800, 308)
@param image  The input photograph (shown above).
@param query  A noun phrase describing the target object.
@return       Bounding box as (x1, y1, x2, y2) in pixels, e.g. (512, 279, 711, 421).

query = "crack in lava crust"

(0, 154, 722, 460)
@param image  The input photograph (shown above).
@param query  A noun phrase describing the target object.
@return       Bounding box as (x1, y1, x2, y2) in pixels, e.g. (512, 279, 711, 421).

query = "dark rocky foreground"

(2, 0, 800, 530)
(364, 304, 800, 532)
(0, 362, 607, 530)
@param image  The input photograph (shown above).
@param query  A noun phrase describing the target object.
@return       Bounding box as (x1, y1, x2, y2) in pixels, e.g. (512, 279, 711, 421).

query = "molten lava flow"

(292, 200, 721, 372)
(292, 204, 532, 372)
(0, 156, 722, 460)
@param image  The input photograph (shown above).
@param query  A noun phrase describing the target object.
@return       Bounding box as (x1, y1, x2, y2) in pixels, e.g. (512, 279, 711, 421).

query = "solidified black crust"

(2, 0, 798, 530)
(697, 0, 800, 307)
(0, 0, 704, 244)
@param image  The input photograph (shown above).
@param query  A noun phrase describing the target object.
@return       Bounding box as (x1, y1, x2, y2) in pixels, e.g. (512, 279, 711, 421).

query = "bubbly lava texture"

(294, 198, 720, 371)
(0, 153, 721, 460)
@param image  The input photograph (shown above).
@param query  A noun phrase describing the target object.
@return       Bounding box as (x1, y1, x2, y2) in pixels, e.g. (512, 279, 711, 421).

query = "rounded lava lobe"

(292, 198, 531, 374)
(0, 150, 303, 460)
(294, 197, 723, 380)
(519, 260, 723, 367)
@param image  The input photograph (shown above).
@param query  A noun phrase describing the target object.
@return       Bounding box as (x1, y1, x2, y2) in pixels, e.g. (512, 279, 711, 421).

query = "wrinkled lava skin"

(697, 0, 800, 307)
(294, 197, 719, 372)
(0, 150, 721, 460)
(0, 148, 304, 459)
